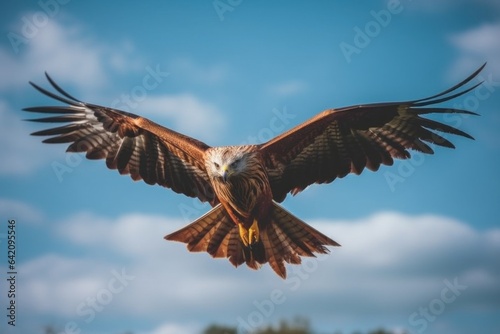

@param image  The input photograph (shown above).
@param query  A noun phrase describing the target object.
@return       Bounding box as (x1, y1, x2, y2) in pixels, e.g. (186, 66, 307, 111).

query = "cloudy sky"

(1, 1, 500, 334)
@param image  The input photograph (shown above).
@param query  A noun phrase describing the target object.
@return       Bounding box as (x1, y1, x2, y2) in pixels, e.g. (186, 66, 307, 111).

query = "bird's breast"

(212, 168, 272, 226)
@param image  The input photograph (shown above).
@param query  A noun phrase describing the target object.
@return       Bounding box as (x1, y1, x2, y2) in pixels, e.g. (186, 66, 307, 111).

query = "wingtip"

(44, 71, 56, 86)
(466, 110, 481, 117)
(26, 72, 83, 105)
(164, 233, 174, 241)
(28, 71, 50, 86)
(331, 240, 341, 247)
(412, 62, 487, 107)
(27, 80, 42, 91)
(468, 62, 487, 80)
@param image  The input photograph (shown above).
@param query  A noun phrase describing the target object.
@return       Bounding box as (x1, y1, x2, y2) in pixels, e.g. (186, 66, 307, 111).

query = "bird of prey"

(25, 64, 484, 278)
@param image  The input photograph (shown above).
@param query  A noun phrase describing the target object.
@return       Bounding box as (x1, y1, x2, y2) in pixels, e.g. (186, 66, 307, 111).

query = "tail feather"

(227, 227, 245, 267)
(226, 227, 266, 270)
(166, 205, 265, 270)
(261, 223, 287, 277)
(207, 216, 233, 256)
(262, 203, 339, 278)
(165, 204, 228, 252)
(273, 204, 339, 254)
(165, 202, 339, 278)
(272, 211, 316, 257)
(270, 223, 301, 264)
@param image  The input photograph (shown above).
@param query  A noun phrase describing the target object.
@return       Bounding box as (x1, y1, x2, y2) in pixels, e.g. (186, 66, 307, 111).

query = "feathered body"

(205, 145, 272, 229)
(167, 145, 338, 277)
(24, 64, 485, 278)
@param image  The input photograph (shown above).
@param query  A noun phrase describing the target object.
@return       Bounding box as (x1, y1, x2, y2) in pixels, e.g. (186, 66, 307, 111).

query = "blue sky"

(1, 1, 499, 333)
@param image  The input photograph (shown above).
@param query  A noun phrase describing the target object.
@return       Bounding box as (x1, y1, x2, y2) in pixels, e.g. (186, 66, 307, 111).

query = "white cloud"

(452, 24, 500, 54)
(141, 322, 199, 334)
(266, 80, 308, 97)
(447, 22, 500, 151)
(449, 22, 500, 80)
(1, 20, 103, 91)
(56, 211, 175, 258)
(321, 212, 478, 269)
(0, 18, 144, 92)
(17, 210, 500, 333)
(17, 254, 111, 316)
(0, 198, 44, 224)
(140, 93, 226, 142)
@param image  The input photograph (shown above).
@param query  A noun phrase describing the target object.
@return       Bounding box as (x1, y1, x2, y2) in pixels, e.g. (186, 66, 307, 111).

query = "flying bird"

(24, 64, 484, 278)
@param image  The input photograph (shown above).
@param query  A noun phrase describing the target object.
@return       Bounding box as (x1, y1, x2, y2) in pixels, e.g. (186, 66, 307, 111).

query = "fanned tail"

(165, 204, 266, 270)
(165, 202, 340, 278)
(261, 202, 340, 278)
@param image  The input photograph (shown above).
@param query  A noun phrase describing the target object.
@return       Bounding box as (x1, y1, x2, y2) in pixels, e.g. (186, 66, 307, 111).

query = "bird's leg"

(238, 224, 250, 246)
(248, 219, 259, 244)
(238, 219, 260, 246)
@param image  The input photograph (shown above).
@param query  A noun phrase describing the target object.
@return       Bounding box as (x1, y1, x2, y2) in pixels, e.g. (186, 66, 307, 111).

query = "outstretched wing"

(25, 73, 216, 204)
(260, 64, 485, 202)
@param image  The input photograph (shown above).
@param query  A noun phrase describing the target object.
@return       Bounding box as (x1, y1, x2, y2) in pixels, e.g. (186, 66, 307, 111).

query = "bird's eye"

(230, 160, 239, 169)
(214, 162, 220, 169)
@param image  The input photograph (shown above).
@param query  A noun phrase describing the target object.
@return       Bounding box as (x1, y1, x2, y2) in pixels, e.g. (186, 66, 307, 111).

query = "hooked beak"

(222, 165, 229, 182)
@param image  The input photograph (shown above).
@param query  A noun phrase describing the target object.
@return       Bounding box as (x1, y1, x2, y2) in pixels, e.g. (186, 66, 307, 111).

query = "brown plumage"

(24, 64, 484, 278)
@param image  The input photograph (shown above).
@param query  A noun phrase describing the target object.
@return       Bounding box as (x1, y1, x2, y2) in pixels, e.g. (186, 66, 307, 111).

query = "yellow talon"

(239, 220, 260, 246)
(249, 219, 259, 244)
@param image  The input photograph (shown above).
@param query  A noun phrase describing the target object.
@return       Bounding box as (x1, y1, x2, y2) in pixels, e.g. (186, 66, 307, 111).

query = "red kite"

(25, 64, 484, 278)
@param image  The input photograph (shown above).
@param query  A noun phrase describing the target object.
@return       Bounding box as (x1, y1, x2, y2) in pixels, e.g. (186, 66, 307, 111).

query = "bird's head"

(206, 146, 256, 182)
